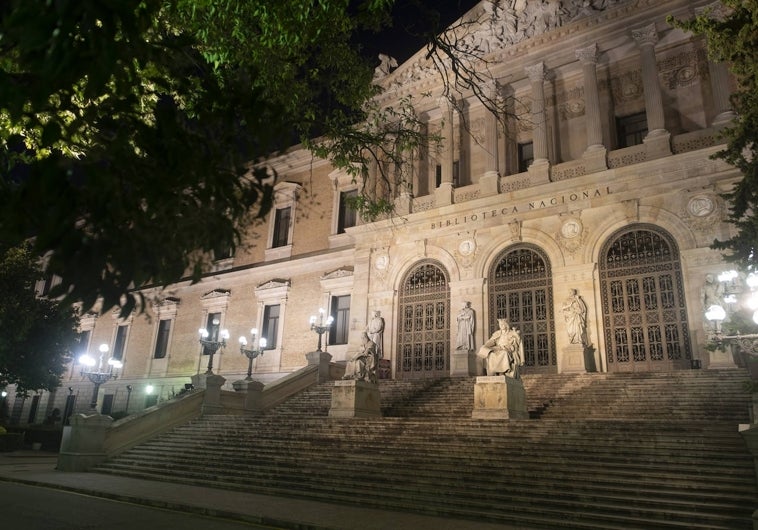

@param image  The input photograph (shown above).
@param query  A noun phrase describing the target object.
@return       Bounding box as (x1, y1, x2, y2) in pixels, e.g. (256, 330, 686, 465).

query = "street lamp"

(309, 308, 334, 352)
(198, 326, 230, 374)
(78, 343, 122, 411)
(239, 328, 267, 381)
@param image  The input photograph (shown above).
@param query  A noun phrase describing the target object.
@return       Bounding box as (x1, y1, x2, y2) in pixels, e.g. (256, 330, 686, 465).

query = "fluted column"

(481, 80, 500, 196)
(525, 62, 550, 183)
(631, 23, 671, 157)
(708, 60, 737, 126)
(435, 96, 455, 206)
(576, 44, 607, 172)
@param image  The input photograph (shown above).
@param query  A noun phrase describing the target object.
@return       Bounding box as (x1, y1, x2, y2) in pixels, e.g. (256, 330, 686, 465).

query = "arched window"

(397, 261, 450, 379)
(488, 245, 556, 373)
(599, 225, 691, 371)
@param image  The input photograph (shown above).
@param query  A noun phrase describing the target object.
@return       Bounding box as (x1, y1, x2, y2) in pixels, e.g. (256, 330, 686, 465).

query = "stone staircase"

(94, 369, 757, 529)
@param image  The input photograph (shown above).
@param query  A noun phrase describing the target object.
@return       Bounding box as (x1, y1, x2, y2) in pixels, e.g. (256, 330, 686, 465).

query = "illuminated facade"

(5, 0, 743, 421)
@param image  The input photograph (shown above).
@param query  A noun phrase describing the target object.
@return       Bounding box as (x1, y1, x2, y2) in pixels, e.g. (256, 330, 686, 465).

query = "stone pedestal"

(451, 349, 473, 377)
(472, 376, 529, 420)
(329, 380, 381, 418)
(582, 145, 607, 173)
(708, 346, 738, 369)
(560, 344, 595, 373)
(202, 374, 226, 414)
(57, 413, 113, 471)
(190, 372, 209, 390)
(243, 380, 266, 412)
(527, 159, 550, 184)
(479, 171, 500, 197)
(306, 350, 333, 383)
(643, 130, 672, 160)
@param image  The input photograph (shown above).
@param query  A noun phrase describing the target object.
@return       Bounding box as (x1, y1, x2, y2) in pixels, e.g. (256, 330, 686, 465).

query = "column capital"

(525, 62, 547, 83)
(575, 43, 599, 65)
(631, 23, 658, 47)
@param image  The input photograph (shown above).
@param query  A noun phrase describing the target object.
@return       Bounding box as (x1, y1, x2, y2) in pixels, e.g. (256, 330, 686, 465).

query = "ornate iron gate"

(488, 245, 556, 373)
(396, 261, 450, 379)
(599, 225, 691, 372)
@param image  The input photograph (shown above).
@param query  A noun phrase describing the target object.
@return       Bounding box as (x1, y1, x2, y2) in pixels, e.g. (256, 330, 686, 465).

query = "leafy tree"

(670, 2, 758, 272)
(0, 244, 79, 395)
(0, 0, 394, 316)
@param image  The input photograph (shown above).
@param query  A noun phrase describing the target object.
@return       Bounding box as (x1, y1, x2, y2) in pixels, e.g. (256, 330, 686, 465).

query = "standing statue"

(562, 288, 588, 346)
(455, 301, 476, 351)
(342, 332, 379, 383)
(477, 319, 524, 379)
(373, 54, 398, 80)
(367, 310, 385, 358)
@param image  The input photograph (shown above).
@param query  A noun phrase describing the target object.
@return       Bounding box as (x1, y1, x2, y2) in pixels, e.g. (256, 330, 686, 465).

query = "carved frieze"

(679, 192, 725, 233)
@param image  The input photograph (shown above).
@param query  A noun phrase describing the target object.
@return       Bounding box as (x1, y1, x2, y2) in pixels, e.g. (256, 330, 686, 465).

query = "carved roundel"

(374, 254, 389, 270)
(458, 239, 476, 256)
(687, 195, 715, 218)
(561, 219, 583, 239)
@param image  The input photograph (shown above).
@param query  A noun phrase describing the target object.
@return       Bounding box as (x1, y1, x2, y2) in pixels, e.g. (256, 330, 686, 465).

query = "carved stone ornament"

(556, 216, 586, 256)
(374, 254, 389, 271)
(680, 193, 723, 232)
(455, 236, 478, 269)
(458, 239, 476, 256)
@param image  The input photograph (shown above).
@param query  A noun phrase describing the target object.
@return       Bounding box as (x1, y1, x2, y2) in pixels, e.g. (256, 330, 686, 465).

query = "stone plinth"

(329, 380, 381, 418)
(472, 376, 528, 420)
(202, 374, 226, 414)
(560, 344, 595, 373)
(451, 349, 473, 377)
(57, 413, 114, 471)
(708, 346, 738, 369)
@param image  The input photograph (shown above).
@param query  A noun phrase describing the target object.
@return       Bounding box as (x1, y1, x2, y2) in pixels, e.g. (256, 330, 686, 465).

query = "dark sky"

(362, 0, 481, 65)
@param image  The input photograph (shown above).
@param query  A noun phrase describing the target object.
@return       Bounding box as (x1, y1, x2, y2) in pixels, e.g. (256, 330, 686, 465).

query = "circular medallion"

(374, 255, 388, 270)
(561, 219, 582, 239)
(458, 239, 476, 256)
(687, 195, 715, 217)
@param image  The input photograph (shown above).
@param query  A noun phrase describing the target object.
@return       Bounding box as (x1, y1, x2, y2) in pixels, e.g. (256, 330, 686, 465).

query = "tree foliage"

(0, 244, 79, 395)
(0, 0, 393, 316)
(670, 1, 758, 272)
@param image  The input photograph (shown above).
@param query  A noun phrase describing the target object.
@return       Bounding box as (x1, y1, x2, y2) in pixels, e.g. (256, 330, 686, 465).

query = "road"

(0, 481, 281, 529)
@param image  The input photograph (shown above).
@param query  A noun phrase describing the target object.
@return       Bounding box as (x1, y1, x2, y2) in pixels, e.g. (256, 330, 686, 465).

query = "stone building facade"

(3, 0, 745, 422)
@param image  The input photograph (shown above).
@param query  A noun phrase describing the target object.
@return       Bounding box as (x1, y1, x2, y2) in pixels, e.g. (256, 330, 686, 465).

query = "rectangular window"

(337, 190, 358, 234)
(27, 395, 40, 424)
(452, 160, 460, 187)
(616, 112, 648, 148)
(272, 207, 291, 248)
(435, 164, 442, 188)
(112, 325, 128, 360)
(262, 305, 280, 350)
(77, 330, 91, 357)
(518, 142, 534, 173)
(329, 295, 351, 345)
(153, 319, 171, 359)
(202, 312, 221, 356)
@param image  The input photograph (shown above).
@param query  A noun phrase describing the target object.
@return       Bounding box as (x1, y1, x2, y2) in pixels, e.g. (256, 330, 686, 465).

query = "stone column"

(576, 44, 607, 172)
(435, 97, 455, 206)
(480, 80, 500, 197)
(631, 23, 671, 158)
(525, 62, 550, 183)
(708, 61, 737, 126)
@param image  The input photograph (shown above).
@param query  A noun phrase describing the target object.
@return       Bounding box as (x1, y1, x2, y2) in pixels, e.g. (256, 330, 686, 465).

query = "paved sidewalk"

(0, 450, 515, 530)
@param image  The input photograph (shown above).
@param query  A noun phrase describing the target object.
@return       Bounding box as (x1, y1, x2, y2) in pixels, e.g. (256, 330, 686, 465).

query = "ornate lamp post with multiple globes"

(198, 326, 230, 374)
(705, 270, 758, 358)
(78, 343, 122, 411)
(309, 308, 334, 352)
(239, 328, 266, 381)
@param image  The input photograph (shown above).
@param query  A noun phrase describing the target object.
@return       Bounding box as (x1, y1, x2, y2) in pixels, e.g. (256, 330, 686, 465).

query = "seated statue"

(343, 332, 379, 383)
(476, 319, 524, 379)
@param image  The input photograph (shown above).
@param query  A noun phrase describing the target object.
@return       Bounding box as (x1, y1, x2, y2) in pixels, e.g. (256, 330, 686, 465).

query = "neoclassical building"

(5, 0, 745, 422)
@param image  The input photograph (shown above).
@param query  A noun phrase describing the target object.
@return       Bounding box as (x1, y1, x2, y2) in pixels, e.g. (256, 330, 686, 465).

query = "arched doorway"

(599, 225, 691, 372)
(488, 245, 557, 374)
(396, 261, 450, 379)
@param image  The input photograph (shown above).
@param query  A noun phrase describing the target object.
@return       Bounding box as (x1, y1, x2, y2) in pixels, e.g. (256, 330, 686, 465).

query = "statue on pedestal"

(477, 319, 524, 379)
(367, 310, 385, 358)
(562, 288, 588, 346)
(455, 301, 476, 351)
(343, 332, 379, 383)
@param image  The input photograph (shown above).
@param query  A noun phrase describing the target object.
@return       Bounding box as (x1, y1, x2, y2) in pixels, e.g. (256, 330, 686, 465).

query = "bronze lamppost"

(198, 326, 229, 374)
(78, 343, 122, 411)
(309, 308, 334, 352)
(238, 328, 266, 381)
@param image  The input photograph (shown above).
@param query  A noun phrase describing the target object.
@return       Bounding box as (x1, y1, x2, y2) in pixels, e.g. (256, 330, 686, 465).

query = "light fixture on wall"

(78, 343, 122, 411)
(309, 308, 334, 353)
(239, 328, 266, 381)
(198, 326, 230, 375)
